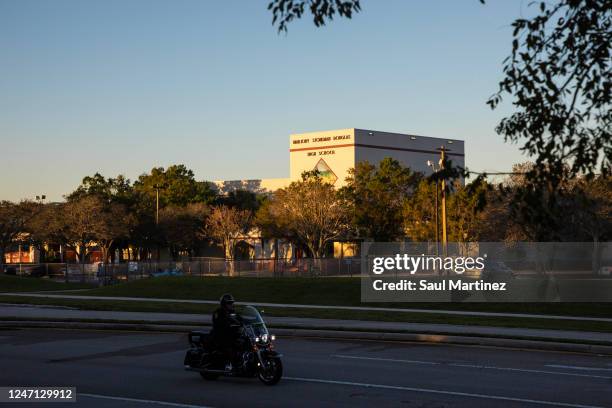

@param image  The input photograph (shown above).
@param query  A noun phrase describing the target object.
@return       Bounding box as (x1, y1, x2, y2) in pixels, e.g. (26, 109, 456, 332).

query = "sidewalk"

(4, 291, 612, 323)
(1, 304, 611, 345)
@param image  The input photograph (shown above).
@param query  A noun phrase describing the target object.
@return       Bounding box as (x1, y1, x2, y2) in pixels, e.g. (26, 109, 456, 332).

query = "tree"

(37, 197, 132, 267)
(261, 173, 349, 259)
(445, 178, 489, 242)
(404, 177, 489, 243)
(503, 162, 575, 241)
(59, 198, 100, 265)
(269, 0, 361, 32)
(94, 202, 134, 264)
(133, 164, 217, 208)
(216, 189, 265, 212)
(341, 158, 421, 241)
(566, 175, 612, 273)
(66, 173, 134, 205)
(570, 176, 612, 242)
(403, 180, 439, 242)
(488, 0, 611, 182)
(159, 203, 209, 259)
(474, 186, 518, 242)
(206, 206, 252, 261)
(0, 201, 35, 272)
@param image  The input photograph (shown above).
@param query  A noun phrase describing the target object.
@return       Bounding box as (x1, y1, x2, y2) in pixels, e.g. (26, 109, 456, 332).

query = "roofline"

(354, 128, 464, 143)
(289, 128, 464, 143)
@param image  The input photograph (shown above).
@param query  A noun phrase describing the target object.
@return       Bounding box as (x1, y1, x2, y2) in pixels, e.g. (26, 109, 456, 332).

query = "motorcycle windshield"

(238, 305, 268, 337)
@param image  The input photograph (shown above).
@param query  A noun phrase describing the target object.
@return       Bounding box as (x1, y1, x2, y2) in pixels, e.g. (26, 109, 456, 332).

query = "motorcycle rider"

(212, 293, 239, 370)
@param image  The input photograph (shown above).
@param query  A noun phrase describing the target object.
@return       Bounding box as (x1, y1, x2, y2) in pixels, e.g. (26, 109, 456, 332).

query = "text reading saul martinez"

(370, 254, 508, 292)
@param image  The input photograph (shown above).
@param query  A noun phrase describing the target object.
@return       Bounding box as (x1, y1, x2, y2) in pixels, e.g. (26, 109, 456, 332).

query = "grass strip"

(64, 276, 612, 318)
(2, 295, 612, 334)
(1, 317, 612, 348)
(0, 275, 93, 292)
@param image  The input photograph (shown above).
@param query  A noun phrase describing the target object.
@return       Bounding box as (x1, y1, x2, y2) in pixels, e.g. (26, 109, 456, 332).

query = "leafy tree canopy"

(159, 203, 209, 257)
(66, 173, 133, 205)
(259, 173, 349, 258)
(216, 189, 265, 213)
(488, 0, 611, 182)
(341, 158, 421, 241)
(133, 164, 217, 208)
(269, 0, 361, 32)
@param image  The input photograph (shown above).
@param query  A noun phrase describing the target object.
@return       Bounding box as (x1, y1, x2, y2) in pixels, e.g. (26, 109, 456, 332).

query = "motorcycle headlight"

(260, 334, 268, 343)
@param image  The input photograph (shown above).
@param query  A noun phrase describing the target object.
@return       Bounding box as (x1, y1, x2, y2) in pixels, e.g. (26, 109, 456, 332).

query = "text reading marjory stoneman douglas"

(369, 254, 507, 292)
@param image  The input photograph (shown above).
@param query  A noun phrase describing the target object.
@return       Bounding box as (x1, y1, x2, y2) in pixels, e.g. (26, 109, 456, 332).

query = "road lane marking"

(79, 393, 213, 408)
(284, 376, 604, 408)
(333, 355, 612, 380)
(333, 354, 439, 365)
(447, 363, 612, 379)
(546, 364, 612, 372)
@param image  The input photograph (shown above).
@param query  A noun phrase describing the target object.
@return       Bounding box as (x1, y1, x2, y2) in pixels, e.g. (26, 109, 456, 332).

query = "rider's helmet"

(220, 293, 235, 310)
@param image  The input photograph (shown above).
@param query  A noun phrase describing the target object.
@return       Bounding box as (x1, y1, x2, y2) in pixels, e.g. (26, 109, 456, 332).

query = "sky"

(0, 0, 535, 202)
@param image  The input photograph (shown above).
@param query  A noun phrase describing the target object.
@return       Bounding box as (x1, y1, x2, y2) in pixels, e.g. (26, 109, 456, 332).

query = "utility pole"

(426, 161, 440, 258)
(435, 181, 439, 255)
(439, 146, 448, 258)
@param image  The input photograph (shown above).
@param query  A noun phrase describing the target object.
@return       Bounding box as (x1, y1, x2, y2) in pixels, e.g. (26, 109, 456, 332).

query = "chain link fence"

(2, 257, 363, 285)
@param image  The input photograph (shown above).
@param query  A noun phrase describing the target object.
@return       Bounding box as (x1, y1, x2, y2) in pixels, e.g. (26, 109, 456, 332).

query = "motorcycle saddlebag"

(188, 331, 212, 348)
(184, 348, 202, 366)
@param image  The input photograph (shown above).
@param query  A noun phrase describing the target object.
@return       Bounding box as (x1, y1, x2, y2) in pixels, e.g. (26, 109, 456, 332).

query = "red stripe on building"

(289, 143, 464, 157)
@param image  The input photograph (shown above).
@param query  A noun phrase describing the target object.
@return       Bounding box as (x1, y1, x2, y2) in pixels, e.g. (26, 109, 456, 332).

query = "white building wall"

(289, 128, 356, 186)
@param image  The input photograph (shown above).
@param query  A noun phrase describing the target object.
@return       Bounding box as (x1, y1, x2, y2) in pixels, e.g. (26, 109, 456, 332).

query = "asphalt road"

(0, 329, 611, 408)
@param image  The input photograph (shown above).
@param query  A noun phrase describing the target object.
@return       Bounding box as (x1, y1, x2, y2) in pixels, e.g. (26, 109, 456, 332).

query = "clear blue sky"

(1, 0, 533, 202)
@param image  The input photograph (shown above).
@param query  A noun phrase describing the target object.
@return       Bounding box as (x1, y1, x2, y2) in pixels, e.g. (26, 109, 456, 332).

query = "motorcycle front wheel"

(258, 357, 282, 385)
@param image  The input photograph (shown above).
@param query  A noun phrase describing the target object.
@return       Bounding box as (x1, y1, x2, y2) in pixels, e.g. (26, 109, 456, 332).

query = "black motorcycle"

(184, 305, 283, 386)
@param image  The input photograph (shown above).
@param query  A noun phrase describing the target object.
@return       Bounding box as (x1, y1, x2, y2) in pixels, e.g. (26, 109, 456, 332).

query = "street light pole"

(153, 184, 162, 262)
(155, 187, 160, 226)
(427, 161, 440, 258)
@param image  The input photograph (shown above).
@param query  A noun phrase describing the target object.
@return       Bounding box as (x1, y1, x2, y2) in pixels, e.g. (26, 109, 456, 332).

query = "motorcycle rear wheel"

(258, 357, 282, 385)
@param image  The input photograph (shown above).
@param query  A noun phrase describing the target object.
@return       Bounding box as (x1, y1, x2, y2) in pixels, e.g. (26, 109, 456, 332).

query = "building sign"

(307, 150, 336, 157)
(314, 158, 338, 184)
(292, 134, 351, 146)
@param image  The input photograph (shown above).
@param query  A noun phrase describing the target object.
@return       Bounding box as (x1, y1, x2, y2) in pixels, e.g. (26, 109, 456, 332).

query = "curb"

(6, 293, 612, 323)
(2, 320, 612, 355)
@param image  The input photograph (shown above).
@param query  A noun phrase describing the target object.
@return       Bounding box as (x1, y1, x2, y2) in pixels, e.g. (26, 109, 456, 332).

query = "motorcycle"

(184, 305, 283, 386)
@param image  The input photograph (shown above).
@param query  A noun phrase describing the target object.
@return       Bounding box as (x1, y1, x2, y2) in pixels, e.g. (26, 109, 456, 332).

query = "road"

(0, 329, 611, 408)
